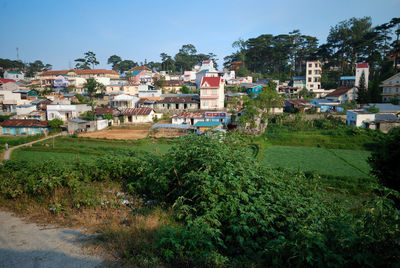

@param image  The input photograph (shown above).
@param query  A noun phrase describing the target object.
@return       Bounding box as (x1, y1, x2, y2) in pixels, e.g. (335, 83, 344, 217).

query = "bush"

(368, 127, 400, 191)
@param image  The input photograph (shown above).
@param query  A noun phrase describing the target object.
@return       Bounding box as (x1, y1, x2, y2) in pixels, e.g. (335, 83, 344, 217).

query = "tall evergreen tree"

(357, 71, 368, 104)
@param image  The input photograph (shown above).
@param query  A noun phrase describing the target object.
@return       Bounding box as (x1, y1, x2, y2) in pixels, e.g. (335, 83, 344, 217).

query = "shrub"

(368, 127, 400, 191)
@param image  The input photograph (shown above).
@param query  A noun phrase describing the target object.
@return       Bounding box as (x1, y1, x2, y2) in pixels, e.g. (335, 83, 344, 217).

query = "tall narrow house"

(200, 77, 225, 110)
(306, 60, 322, 91)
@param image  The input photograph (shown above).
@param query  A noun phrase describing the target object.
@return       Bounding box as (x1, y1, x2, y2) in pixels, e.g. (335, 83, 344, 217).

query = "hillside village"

(1, 57, 400, 137)
(0, 7, 400, 268)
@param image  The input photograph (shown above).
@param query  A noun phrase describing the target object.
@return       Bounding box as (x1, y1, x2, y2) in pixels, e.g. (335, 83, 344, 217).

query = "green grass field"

(11, 136, 173, 162)
(261, 145, 371, 178)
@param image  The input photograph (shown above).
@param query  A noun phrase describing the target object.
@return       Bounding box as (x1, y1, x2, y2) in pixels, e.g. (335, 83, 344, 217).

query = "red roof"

(120, 108, 153, 116)
(0, 78, 16, 85)
(356, 63, 369, 68)
(200, 77, 221, 88)
(326, 86, 353, 97)
(1, 119, 48, 127)
(202, 60, 211, 64)
(39, 69, 118, 76)
(128, 66, 151, 72)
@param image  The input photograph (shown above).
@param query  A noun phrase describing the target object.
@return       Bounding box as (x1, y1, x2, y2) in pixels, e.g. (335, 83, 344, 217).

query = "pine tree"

(357, 71, 368, 104)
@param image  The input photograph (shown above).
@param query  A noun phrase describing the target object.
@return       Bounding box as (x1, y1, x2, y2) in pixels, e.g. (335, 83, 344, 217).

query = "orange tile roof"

(39, 69, 119, 76)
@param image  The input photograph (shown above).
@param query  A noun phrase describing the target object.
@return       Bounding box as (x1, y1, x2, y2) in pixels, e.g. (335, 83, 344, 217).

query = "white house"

(4, 71, 24, 81)
(171, 112, 205, 125)
(110, 94, 139, 108)
(200, 77, 225, 110)
(346, 110, 375, 127)
(16, 105, 36, 116)
(138, 84, 162, 98)
(46, 104, 91, 121)
(200, 60, 216, 72)
(306, 60, 322, 91)
(119, 107, 155, 124)
(326, 86, 357, 103)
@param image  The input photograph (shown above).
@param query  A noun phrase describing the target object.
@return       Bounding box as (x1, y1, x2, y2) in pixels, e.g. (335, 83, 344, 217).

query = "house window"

(310, 84, 314, 87)
(308, 70, 312, 75)
(308, 78, 311, 82)
(309, 63, 312, 67)
(315, 63, 318, 68)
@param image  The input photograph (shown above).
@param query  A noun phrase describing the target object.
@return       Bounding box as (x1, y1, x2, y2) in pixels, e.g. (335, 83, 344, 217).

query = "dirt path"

(0, 211, 104, 268)
(1, 132, 66, 162)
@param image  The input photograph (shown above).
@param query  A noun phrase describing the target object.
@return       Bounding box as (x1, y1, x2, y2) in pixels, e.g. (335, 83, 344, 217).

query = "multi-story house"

(380, 72, 400, 102)
(305, 60, 321, 91)
(200, 77, 225, 110)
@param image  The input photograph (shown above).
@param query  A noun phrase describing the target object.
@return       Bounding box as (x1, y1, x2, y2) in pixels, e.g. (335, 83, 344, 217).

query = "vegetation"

(48, 118, 63, 129)
(263, 115, 381, 150)
(75, 51, 99, 69)
(1, 134, 399, 267)
(368, 127, 400, 191)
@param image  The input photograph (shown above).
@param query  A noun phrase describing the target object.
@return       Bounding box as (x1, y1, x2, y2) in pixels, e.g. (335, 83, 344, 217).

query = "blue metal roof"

(340, 76, 356, 80)
(292, 76, 306, 80)
(151, 124, 194, 129)
(193, 121, 221, 127)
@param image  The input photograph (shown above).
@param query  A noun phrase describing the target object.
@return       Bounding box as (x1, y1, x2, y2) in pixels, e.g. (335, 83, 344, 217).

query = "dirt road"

(0, 211, 104, 268)
(78, 128, 149, 140)
(1, 132, 66, 162)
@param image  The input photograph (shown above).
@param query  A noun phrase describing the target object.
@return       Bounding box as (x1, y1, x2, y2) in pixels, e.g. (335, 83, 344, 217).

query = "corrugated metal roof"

(1, 119, 48, 127)
(194, 121, 221, 127)
(120, 108, 153, 116)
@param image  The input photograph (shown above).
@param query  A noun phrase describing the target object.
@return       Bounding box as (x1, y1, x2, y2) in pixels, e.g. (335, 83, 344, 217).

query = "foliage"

(83, 78, 105, 99)
(357, 71, 368, 104)
(365, 104, 379, 113)
(74, 93, 87, 103)
(75, 51, 99, 69)
(126, 135, 399, 267)
(298, 88, 315, 99)
(180, 85, 190, 94)
(1, 134, 399, 267)
(368, 127, 400, 191)
(48, 118, 63, 129)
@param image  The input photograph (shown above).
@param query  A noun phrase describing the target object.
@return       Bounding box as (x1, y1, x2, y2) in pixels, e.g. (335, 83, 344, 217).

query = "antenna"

(16, 47, 19, 61)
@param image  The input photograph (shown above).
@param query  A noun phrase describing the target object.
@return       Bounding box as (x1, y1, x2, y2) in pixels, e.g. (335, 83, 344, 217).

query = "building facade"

(306, 60, 322, 91)
(200, 77, 225, 110)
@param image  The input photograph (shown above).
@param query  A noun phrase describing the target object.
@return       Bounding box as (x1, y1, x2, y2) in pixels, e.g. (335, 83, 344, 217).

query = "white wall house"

(46, 104, 91, 121)
(4, 71, 24, 81)
(346, 110, 375, 127)
(200, 77, 225, 110)
(110, 94, 138, 108)
(306, 60, 322, 91)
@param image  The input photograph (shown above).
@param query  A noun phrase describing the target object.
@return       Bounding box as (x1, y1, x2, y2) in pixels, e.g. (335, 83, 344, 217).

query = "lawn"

(11, 136, 173, 162)
(261, 145, 371, 178)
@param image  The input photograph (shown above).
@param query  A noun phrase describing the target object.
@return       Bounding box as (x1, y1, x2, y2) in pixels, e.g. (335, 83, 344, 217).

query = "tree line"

(0, 58, 52, 77)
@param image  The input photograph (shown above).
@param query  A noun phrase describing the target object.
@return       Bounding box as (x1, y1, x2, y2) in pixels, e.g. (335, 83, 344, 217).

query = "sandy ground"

(78, 128, 150, 140)
(0, 211, 104, 268)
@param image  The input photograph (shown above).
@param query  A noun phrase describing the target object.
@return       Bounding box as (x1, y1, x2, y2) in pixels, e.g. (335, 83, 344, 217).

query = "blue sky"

(0, 0, 399, 70)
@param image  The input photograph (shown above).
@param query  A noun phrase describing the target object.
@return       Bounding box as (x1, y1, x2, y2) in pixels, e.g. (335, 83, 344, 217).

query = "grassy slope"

(12, 136, 173, 162)
(261, 146, 371, 178)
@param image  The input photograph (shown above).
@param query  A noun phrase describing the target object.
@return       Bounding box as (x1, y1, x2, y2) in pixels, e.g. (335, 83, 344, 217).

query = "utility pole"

(16, 47, 19, 61)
